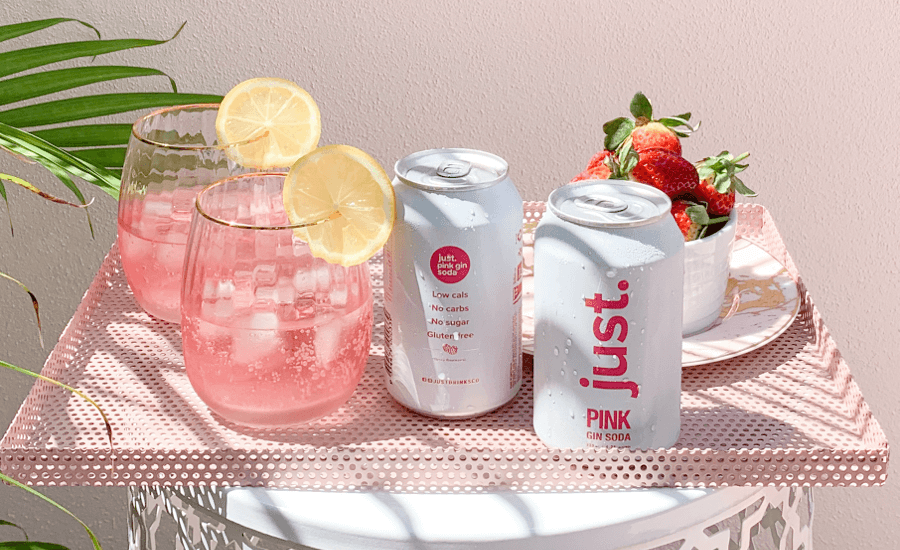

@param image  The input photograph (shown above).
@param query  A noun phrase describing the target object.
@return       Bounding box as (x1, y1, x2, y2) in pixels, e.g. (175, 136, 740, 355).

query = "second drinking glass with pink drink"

(117, 104, 252, 323)
(180, 172, 373, 427)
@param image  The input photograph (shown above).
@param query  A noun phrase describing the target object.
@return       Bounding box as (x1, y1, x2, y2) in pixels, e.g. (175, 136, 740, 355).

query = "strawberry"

(632, 121, 682, 155)
(571, 149, 628, 182)
(671, 200, 704, 241)
(586, 149, 614, 172)
(602, 92, 698, 154)
(570, 164, 610, 183)
(694, 151, 756, 216)
(629, 147, 699, 198)
(694, 180, 734, 216)
(671, 199, 729, 242)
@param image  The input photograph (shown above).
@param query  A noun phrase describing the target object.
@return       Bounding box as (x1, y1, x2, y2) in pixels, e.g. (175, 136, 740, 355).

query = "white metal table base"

(127, 485, 813, 550)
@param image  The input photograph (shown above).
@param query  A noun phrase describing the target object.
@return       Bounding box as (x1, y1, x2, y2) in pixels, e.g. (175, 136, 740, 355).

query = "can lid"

(547, 180, 672, 228)
(395, 148, 508, 191)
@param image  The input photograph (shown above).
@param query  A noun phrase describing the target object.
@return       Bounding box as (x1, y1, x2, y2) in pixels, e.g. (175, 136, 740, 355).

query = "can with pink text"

(383, 148, 524, 418)
(533, 180, 684, 449)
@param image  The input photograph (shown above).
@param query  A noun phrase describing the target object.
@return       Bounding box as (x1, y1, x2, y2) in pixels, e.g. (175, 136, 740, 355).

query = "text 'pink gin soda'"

(383, 148, 524, 418)
(533, 180, 684, 449)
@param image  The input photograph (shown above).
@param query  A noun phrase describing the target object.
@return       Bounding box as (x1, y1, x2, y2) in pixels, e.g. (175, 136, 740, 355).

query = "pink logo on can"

(430, 246, 470, 284)
(442, 343, 458, 355)
(579, 279, 639, 398)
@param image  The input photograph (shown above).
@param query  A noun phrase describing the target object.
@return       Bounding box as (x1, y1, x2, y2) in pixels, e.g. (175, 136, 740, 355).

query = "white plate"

(521, 238, 801, 367)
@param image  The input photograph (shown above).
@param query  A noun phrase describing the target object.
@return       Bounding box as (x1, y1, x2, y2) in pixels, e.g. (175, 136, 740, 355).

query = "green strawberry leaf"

(696, 165, 714, 181)
(615, 139, 639, 176)
(732, 176, 757, 197)
(602, 117, 634, 151)
(602, 117, 627, 134)
(674, 112, 691, 121)
(620, 151, 638, 175)
(714, 172, 732, 193)
(629, 92, 652, 119)
(658, 116, 691, 128)
(685, 204, 710, 224)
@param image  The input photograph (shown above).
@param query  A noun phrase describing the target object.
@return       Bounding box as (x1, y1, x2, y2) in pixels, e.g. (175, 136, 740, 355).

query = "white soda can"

(383, 148, 524, 418)
(533, 180, 684, 449)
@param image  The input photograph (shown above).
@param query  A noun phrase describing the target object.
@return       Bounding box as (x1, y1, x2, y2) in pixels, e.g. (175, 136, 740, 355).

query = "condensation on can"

(532, 180, 684, 449)
(383, 148, 524, 418)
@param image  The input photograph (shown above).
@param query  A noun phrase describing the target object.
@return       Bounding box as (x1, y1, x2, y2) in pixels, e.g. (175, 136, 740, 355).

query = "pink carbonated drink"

(383, 148, 523, 418)
(118, 189, 197, 322)
(117, 104, 248, 323)
(180, 173, 373, 428)
(533, 180, 684, 449)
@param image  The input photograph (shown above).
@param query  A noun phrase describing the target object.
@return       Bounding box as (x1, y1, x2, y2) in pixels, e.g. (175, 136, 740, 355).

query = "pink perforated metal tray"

(0, 204, 889, 491)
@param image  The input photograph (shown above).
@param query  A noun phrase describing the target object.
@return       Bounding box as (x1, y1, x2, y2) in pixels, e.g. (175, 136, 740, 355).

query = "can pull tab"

(575, 195, 629, 213)
(436, 160, 472, 178)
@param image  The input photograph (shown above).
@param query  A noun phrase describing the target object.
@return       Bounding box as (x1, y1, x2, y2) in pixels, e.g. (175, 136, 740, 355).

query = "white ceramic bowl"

(682, 209, 738, 336)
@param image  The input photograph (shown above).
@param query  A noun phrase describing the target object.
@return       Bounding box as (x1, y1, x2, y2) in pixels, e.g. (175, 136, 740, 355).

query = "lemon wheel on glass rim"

(284, 145, 395, 267)
(215, 77, 321, 169)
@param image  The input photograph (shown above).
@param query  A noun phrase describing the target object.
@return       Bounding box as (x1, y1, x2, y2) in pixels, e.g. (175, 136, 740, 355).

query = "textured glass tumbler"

(181, 173, 374, 428)
(117, 104, 251, 323)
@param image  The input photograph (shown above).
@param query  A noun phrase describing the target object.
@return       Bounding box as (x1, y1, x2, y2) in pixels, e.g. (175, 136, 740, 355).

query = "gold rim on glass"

(131, 103, 268, 151)
(194, 172, 341, 231)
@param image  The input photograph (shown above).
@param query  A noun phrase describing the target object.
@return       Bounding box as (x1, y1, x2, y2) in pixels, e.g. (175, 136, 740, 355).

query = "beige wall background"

(1, 0, 896, 548)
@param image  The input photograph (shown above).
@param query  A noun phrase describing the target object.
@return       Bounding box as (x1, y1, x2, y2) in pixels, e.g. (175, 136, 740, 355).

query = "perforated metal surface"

(0, 204, 889, 490)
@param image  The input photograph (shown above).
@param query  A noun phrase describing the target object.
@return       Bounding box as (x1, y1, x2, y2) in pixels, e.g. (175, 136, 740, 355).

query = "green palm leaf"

(0, 18, 99, 43)
(0, 66, 177, 106)
(0, 19, 223, 209)
(1, 357, 112, 550)
(68, 147, 127, 168)
(0, 93, 222, 127)
(0, 263, 42, 346)
(0, 122, 120, 199)
(43, 165, 96, 237)
(0, 520, 29, 541)
(0, 542, 69, 549)
(0, 18, 226, 550)
(0, 22, 185, 79)
(0, 177, 10, 234)
(30, 124, 132, 148)
(0, 472, 97, 550)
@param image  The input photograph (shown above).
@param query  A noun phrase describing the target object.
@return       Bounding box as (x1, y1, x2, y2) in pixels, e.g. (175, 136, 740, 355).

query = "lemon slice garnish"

(284, 145, 395, 267)
(215, 77, 321, 168)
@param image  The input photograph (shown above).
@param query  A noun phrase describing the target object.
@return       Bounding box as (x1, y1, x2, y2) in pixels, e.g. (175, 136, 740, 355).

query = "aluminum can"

(532, 180, 684, 449)
(383, 148, 524, 418)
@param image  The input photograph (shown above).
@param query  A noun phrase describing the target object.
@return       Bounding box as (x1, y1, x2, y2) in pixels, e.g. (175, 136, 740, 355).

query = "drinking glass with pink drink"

(117, 104, 251, 323)
(180, 173, 373, 427)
